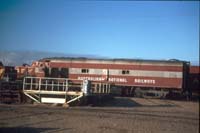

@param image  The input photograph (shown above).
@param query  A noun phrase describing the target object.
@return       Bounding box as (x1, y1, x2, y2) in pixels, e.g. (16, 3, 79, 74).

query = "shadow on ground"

(0, 127, 75, 133)
(100, 97, 141, 107)
(95, 97, 178, 108)
(0, 127, 57, 133)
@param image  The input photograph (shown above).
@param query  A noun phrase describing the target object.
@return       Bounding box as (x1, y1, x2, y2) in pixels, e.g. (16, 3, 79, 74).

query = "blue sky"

(0, 0, 199, 63)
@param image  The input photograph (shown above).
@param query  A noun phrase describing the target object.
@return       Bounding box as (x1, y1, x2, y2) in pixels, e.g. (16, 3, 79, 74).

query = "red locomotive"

(16, 57, 198, 99)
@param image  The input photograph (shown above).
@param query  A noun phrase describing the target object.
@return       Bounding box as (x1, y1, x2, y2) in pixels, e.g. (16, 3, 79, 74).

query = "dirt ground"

(0, 97, 199, 133)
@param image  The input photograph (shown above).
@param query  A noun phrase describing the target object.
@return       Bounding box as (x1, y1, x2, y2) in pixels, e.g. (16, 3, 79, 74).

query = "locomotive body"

(49, 59, 186, 88)
(16, 58, 191, 98)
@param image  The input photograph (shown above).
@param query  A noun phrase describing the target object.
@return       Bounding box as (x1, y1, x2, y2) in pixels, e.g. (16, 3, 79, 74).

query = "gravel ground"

(0, 97, 199, 133)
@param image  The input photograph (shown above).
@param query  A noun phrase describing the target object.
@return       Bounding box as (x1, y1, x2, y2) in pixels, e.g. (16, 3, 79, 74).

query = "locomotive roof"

(40, 57, 189, 64)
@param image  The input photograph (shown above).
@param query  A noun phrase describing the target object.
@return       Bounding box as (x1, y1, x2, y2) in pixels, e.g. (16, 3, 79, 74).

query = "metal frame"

(23, 76, 84, 104)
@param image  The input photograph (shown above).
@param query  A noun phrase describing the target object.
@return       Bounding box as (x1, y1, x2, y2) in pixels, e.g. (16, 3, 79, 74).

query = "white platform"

(41, 97, 66, 104)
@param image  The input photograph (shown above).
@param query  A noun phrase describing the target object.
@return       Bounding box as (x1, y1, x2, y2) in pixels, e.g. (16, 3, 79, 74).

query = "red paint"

(190, 66, 200, 74)
(69, 74, 182, 89)
(189, 66, 200, 92)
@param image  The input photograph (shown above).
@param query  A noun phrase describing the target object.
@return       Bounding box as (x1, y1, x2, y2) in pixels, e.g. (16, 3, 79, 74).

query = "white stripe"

(69, 68, 182, 78)
(70, 68, 103, 75)
(109, 69, 182, 78)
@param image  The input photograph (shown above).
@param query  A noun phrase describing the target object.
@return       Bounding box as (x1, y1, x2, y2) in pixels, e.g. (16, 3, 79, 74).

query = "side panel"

(69, 74, 182, 89)
(35, 60, 184, 89)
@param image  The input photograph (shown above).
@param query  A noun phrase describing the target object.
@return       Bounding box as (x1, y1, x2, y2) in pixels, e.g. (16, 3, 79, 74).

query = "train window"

(51, 68, 59, 77)
(122, 70, 130, 75)
(60, 68, 69, 78)
(81, 69, 89, 73)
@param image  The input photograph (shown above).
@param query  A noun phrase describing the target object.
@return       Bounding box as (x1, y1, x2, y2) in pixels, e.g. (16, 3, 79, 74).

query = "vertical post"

(23, 77, 25, 91)
(52, 80, 54, 91)
(39, 78, 41, 91)
(102, 84, 105, 93)
(30, 77, 33, 90)
(105, 85, 107, 94)
(45, 80, 47, 90)
(57, 80, 58, 91)
(39, 77, 41, 102)
(82, 80, 89, 96)
(107, 84, 109, 93)
(99, 84, 101, 93)
(63, 82, 65, 91)
(108, 84, 110, 93)
(94, 84, 97, 93)
(65, 79, 68, 91)
(65, 79, 68, 103)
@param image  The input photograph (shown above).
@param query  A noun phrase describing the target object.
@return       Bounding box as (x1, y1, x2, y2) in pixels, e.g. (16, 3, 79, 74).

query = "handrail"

(24, 76, 82, 81)
(22, 76, 112, 104)
(23, 76, 83, 92)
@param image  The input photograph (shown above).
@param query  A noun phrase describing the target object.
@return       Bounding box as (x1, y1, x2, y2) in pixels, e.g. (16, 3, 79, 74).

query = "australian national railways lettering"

(78, 76, 155, 84)
(78, 76, 127, 83)
(134, 78, 155, 84)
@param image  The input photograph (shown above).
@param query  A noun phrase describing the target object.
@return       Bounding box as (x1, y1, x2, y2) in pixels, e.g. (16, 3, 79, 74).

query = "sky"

(0, 0, 199, 63)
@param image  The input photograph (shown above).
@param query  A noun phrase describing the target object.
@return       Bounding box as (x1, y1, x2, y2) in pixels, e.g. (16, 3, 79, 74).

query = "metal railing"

(23, 76, 84, 104)
(91, 82, 111, 94)
(23, 76, 112, 104)
(23, 76, 83, 92)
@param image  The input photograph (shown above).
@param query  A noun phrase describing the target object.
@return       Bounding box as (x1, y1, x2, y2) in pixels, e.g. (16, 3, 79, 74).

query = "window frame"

(81, 68, 89, 73)
(122, 70, 130, 75)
